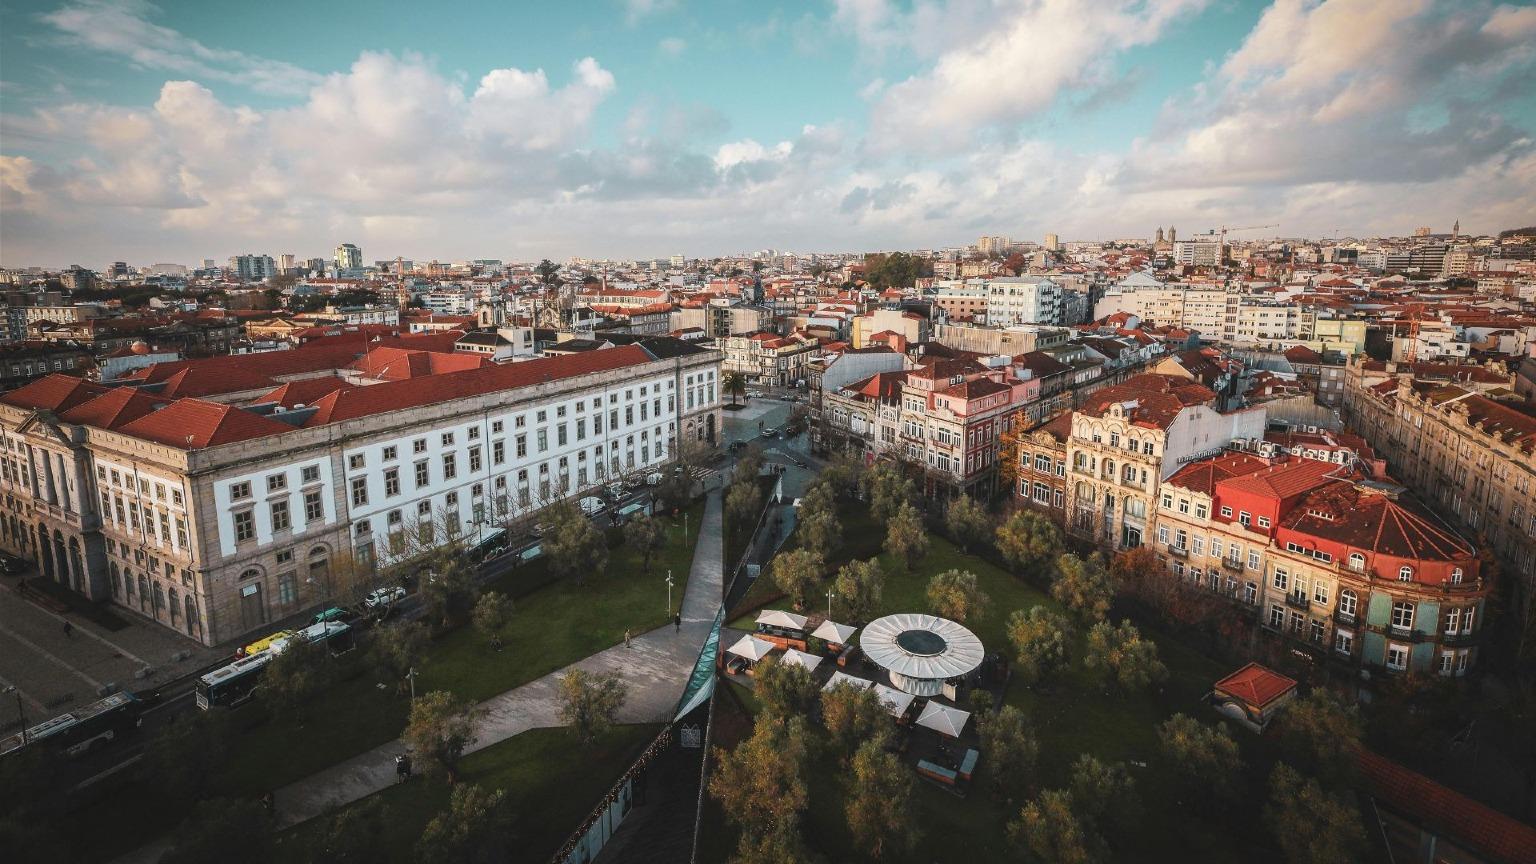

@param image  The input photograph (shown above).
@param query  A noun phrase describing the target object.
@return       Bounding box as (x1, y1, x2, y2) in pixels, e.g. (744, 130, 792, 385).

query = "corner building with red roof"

(0, 337, 722, 647)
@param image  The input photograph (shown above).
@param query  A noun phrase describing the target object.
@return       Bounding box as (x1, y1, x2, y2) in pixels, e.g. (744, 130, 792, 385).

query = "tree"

(557, 668, 628, 744)
(821, 682, 893, 762)
(142, 711, 231, 807)
(543, 500, 609, 587)
(416, 784, 517, 864)
(623, 512, 664, 574)
(535, 258, 560, 285)
(1157, 714, 1243, 800)
(261, 632, 331, 720)
(420, 552, 480, 628)
(754, 655, 819, 721)
(771, 548, 824, 611)
(833, 557, 884, 622)
(1051, 552, 1114, 624)
(943, 495, 992, 554)
(1007, 606, 1073, 686)
(864, 463, 914, 523)
(1084, 620, 1168, 693)
(885, 501, 928, 570)
(723, 371, 748, 406)
(371, 620, 429, 694)
(1067, 754, 1140, 834)
(726, 476, 764, 532)
(1008, 788, 1104, 864)
(997, 510, 1064, 575)
(1108, 545, 1161, 597)
(404, 691, 481, 783)
(709, 716, 811, 852)
(1003, 251, 1027, 276)
(313, 795, 390, 864)
(927, 569, 989, 623)
(797, 481, 841, 560)
(160, 798, 273, 864)
(846, 740, 918, 858)
(1263, 763, 1367, 864)
(471, 591, 513, 647)
(981, 705, 1039, 802)
(1272, 689, 1361, 787)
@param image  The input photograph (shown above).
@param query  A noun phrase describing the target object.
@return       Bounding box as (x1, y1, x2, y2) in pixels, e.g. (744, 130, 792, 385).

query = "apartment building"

(1154, 452, 1487, 674)
(1012, 412, 1071, 525)
(1063, 374, 1266, 549)
(0, 338, 721, 646)
(984, 276, 1063, 326)
(720, 331, 821, 386)
(1342, 358, 1536, 614)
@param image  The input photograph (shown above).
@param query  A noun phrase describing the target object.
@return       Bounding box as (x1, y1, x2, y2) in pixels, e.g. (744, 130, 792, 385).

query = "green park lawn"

(715, 500, 1254, 863)
(274, 723, 661, 864)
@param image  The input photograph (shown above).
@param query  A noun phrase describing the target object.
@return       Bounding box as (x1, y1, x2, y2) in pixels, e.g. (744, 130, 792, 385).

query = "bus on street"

(1, 692, 143, 758)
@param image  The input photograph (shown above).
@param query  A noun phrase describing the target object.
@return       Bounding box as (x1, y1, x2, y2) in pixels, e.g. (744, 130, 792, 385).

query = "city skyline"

(3, 0, 1535, 266)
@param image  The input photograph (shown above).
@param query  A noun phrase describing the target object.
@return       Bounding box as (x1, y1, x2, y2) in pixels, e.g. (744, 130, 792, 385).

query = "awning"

(873, 683, 916, 718)
(756, 609, 809, 631)
(811, 619, 857, 643)
(780, 648, 823, 672)
(915, 701, 971, 738)
(822, 671, 875, 692)
(726, 635, 776, 662)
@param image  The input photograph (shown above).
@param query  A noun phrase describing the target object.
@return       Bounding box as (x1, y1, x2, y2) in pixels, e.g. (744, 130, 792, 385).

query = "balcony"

(1442, 630, 1479, 648)
(1333, 609, 1357, 626)
(1166, 544, 1188, 558)
(1220, 557, 1244, 573)
(1284, 592, 1312, 610)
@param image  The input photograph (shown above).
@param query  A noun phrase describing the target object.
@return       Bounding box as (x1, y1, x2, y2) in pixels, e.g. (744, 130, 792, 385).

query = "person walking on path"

(624, 629, 632, 648)
(674, 612, 682, 633)
(62, 620, 73, 639)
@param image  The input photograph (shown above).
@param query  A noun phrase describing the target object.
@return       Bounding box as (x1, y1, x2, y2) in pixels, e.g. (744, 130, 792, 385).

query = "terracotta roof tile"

(0, 374, 107, 413)
(1358, 749, 1536, 864)
(1213, 662, 1296, 708)
(116, 399, 295, 449)
(58, 388, 170, 429)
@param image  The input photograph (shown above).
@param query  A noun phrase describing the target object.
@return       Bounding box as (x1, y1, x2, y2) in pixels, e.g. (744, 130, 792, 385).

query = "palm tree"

(723, 371, 748, 406)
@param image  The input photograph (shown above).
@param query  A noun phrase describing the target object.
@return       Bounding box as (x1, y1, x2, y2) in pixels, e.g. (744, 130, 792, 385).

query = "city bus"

(0, 692, 143, 758)
(467, 527, 508, 565)
(196, 620, 353, 710)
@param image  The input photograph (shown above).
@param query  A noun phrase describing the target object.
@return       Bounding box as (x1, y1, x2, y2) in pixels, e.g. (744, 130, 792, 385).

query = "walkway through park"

(113, 487, 724, 862)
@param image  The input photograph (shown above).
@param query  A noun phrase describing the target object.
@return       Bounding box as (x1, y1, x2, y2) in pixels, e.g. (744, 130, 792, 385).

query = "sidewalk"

(112, 488, 724, 861)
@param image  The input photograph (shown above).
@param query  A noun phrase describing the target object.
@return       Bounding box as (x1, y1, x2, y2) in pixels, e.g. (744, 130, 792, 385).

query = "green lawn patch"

(276, 723, 660, 863)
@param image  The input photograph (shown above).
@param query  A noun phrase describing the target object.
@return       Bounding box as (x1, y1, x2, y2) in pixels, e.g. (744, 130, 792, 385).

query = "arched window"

(185, 595, 200, 636)
(1338, 589, 1357, 617)
(240, 568, 260, 581)
(1450, 567, 1463, 584)
(137, 575, 149, 610)
(109, 562, 121, 597)
(1103, 459, 1115, 479)
(168, 587, 179, 624)
(1398, 566, 1413, 583)
(1348, 552, 1365, 572)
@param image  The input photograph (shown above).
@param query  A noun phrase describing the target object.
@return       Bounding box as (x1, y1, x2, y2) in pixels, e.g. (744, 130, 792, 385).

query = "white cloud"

(622, 0, 676, 25)
(41, 0, 322, 96)
(658, 36, 687, 56)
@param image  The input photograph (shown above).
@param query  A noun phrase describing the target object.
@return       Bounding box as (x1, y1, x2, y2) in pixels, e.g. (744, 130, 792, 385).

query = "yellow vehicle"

(239, 629, 294, 658)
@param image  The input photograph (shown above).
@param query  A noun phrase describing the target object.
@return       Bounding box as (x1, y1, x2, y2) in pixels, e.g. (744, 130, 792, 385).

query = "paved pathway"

(113, 489, 723, 862)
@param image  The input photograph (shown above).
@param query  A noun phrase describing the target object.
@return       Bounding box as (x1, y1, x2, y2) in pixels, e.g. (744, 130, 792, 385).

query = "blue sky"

(2, 0, 1533, 266)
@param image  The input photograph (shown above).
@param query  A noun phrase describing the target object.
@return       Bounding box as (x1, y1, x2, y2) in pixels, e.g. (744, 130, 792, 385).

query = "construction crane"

(1210, 224, 1279, 246)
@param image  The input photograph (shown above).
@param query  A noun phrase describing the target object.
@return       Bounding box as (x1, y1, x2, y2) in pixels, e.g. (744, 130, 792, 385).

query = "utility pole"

(3, 686, 25, 745)
(406, 667, 418, 702)
(666, 570, 674, 613)
(827, 587, 836, 619)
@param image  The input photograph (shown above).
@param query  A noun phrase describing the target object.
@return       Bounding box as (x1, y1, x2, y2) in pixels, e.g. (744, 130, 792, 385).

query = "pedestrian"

(674, 612, 682, 633)
(260, 790, 274, 816)
(624, 628, 632, 648)
(62, 620, 72, 639)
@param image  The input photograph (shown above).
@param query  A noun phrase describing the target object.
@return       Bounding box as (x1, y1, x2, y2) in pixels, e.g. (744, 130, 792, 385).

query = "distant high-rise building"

(201, 258, 215, 270)
(278, 254, 296, 272)
(334, 243, 362, 272)
(1155, 227, 1164, 243)
(228, 254, 276, 281)
(1044, 233, 1060, 251)
(1414, 225, 1432, 237)
(106, 262, 130, 279)
(305, 257, 326, 275)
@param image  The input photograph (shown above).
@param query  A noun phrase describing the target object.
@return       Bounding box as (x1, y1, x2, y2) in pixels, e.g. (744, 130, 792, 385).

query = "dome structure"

(860, 613, 984, 696)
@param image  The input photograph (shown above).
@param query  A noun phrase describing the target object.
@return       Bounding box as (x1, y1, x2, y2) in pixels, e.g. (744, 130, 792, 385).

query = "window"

(1272, 568, 1288, 591)
(1386, 643, 1408, 671)
(1248, 550, 1260, 570)
(1450, 567, 1463, 584)
(1157, 526, 1169, 545)
(1335, 630, 1353, 655)
(1338, 589, 1357, 619)
(442, 432, 455, 446)
(1178, 498, 1190, 514)
(1220, 506, 1233, 518)
(301, 465, 320, 484)
(230, 481, 251, 501)
(1268, 604, 1284, 628)
(278, 572, 297, 604)
(469, 447, 482, 473)
(1257, 515, 1271, 528)
(270, 500, 290, 532)
(1244, 582, 1257, 604)
(266, 474, 287, 492)
(516, 435, 528, 458)
(468, 426, 480, 440)
(348, 454, 365, 470)
(1398, 566, 1413, 582)
(493, 440, 505, 465)
(1391, 601, 1415, 631)
(1161, 493, 1173, 510)
(412, 460, 429, 488)
(1313, 581, 1329, 605)
(492, 420, 504, 434)
(443, 453, 457, 480)
(1195, 503, 1208, 520)
(383, 445, 397, 461)
(351, 477, 368, 507)
(1238, 511, 1251, 526)
(233, 510, 255, 542)
(413, 438, 428, 454)
(1210, 539, 1222, 558)
(537, 430, 548, 452)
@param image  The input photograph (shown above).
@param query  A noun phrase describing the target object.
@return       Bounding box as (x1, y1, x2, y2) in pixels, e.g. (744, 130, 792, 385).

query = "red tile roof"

(0, 374, 107, 413)
(1357, 748, 1536, 864)
(58, 388, 170, 429)
(1213, 662, 1296, 709)
(116, 399, 296, 448)
(1076, 373, 1217, 430)
(347, 346, 490, 381)
(1279, 482, 1475, 569)
(255, 378, 357, 408)
(1166, 452, 1271, 496)
(1219, 458, 1342, 501)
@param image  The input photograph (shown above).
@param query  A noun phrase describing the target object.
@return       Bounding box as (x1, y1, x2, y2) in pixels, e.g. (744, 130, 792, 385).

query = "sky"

(1, 0, 1534, 268)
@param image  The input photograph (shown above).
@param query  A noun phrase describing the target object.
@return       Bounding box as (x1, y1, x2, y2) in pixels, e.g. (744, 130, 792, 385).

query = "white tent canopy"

(873, 683, 916, 718)
(756, 609, 809, 630)
(811, 620, 857, 644)
(915, 701, 971, 738)
(726, 635, 776, 662)
(822, 671, 875, 692)
(780, 648, 824, 672)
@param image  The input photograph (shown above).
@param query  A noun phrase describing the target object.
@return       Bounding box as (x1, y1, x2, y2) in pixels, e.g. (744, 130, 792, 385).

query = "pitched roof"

(116, 399, 296, 448)
(1166, 452, 1271, 496)
(1278, 482, 1475, 569)
(347, 346, 490, 381)
(1213, 662, 1296, 708)
(0, 374, 107, 413)
(58, 388, 170, 429)
(1219, 458, 1342, 501)
(1357, 748, 1536, 864)
(1076, 374, 1217, 430)
(254, 378, 357, 408)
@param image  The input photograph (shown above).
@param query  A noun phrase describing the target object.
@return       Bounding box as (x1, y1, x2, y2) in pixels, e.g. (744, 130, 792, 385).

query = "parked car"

(364, 586, 406, 609)
(606, 481, 627, 499)
(578, 496, 607, 516)
(644, 471, 663, 485)
(310, 607, 350, 625)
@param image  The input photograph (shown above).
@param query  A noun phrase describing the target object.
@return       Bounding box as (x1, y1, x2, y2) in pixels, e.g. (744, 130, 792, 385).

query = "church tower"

(1452, 219, 1460, 240)
(1155, 226, 1164, 243)
(1169, 226, 1177, 242)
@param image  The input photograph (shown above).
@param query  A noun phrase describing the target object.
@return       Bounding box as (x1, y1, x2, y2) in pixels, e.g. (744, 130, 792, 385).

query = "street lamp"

(665, 570, 674, 614)
(826, 587, 836, 619)
(3, 686, 25, 746)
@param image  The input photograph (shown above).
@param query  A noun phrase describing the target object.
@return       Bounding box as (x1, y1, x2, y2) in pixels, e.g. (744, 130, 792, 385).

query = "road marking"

(0, 624, 103, 690)
(5, 594, 150, 667)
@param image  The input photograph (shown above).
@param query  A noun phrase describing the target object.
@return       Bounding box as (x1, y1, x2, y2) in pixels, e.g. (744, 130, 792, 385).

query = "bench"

(957, 748, 979, 782)
(917, 760, 957, 786)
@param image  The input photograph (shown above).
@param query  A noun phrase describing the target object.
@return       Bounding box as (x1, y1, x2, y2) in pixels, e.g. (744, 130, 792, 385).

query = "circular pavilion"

(860, 613, 984, 696)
